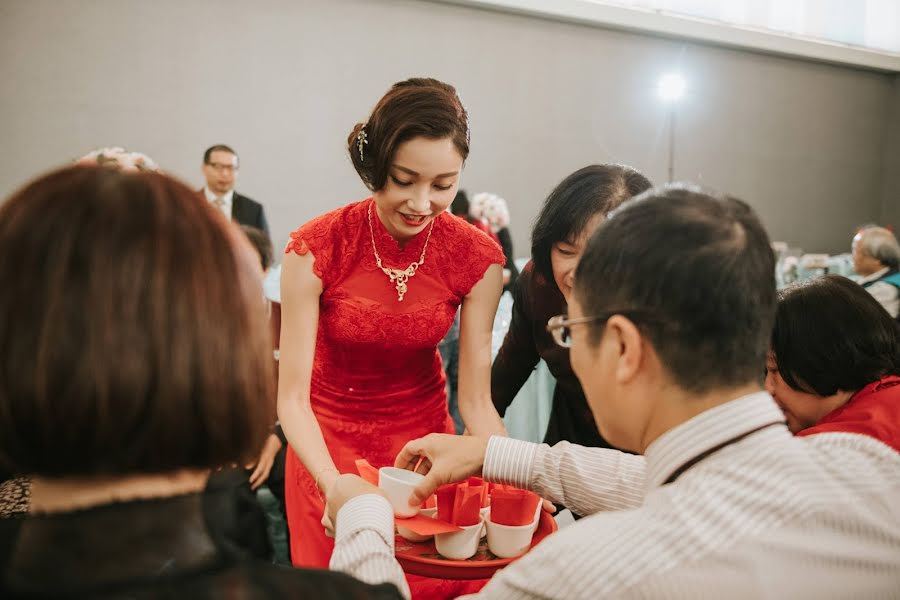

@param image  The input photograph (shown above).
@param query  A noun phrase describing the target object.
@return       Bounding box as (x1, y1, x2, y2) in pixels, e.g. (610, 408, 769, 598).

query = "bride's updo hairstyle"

(348, 77, 470, 192)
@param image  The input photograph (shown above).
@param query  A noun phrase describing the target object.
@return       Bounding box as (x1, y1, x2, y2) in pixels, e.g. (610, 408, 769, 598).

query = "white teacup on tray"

(434, 515, 484, 560)
(378, 467, 423, 518)
(486, 516, 537, 559)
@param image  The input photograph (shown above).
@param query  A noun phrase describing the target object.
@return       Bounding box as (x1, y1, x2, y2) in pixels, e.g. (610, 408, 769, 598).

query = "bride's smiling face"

(373, 136, 463, 241)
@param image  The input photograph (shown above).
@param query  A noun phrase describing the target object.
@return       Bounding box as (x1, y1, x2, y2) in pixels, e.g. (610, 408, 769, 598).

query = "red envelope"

(355, 458, 379, 486)
(452, 482, 482, 526)
(395, 512, 461, 535)
(436, 482, 482, 526)
(424, 494, 437, 509)
(489, 488, 541, 526)
(466, 477, 490, 508)
(436, 484, 457, 523)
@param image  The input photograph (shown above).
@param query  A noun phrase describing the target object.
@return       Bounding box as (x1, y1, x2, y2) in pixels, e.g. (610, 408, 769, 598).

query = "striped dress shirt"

(331, 392, 900, 599)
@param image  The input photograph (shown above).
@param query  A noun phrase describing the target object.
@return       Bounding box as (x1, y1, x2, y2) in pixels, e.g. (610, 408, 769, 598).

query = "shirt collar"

(643, 391, 787, 491)
(203, 187, 234, 207)
(858, 267, 890, 285)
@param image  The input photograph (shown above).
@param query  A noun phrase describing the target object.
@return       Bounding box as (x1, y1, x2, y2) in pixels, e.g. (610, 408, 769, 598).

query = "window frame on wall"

(428, 0, 900, 73)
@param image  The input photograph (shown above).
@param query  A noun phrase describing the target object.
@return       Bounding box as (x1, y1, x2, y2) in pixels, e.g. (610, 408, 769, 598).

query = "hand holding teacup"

(393, 433, 490, 506)
(395, 434, 556, 514)
(323, 473, 387, 536)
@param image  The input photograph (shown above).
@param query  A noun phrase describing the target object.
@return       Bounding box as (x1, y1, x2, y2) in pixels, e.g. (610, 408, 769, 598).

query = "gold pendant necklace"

(367, 203, 435, 302)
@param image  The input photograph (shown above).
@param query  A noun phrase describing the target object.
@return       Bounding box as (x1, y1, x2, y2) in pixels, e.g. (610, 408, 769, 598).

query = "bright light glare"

(657, 73, 686, 102)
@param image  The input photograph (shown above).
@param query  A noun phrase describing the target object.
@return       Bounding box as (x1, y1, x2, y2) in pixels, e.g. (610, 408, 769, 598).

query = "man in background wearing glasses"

(321, 186, 900, 599)
(201, 144, 270, 239)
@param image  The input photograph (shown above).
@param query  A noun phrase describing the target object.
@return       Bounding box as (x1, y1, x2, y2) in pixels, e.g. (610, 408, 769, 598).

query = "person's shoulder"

(803, 430, 900, 469)
(234, 192, 261, 208)
(285, 200, 368, 259)
(236, 561, 405, 599)
(438, 213, 503, 260)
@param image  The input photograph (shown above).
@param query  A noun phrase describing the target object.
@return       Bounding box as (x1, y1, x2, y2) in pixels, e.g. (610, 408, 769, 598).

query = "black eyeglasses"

(546, 311, 651, 348)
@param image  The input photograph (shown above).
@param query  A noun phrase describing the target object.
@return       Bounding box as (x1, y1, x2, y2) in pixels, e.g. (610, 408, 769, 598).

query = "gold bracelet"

(313, 467, 339, 492)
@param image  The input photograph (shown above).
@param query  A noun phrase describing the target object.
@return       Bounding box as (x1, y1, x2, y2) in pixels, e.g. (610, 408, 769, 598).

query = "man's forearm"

(483, 436, 647, 515)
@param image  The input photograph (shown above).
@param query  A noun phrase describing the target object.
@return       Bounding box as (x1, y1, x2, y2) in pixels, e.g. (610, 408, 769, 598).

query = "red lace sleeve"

(444, 216, 506, 297)
(284, 212, 334, 282)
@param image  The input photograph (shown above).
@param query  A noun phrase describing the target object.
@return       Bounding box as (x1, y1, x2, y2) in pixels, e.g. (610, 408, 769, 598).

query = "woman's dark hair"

(242, 225, 273, 271)
(531, 164, 652, 281)
(0, 166, 274, 476)
(575, 186, 776, 394)
(348, 77, 469, 192)
(772, 274, 900, 396)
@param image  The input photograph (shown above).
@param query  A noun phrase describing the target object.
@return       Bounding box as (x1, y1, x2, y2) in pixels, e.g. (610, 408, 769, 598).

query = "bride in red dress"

(277, 78, 508, 598)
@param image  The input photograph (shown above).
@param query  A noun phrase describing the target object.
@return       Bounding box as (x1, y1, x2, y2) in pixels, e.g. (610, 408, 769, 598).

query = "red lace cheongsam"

(283, 199, 503, 598)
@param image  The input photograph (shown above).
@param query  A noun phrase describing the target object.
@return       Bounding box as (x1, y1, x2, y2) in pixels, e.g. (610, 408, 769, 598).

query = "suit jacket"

(232, 192, 270, 238)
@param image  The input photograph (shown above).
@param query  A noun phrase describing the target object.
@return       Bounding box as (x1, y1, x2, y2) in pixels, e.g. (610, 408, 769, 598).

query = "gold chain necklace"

(367, 203, 435, 302)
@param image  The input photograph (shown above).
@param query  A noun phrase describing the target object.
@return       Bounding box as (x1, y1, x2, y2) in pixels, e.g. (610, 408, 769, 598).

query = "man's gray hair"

(858, 226, 900, 270)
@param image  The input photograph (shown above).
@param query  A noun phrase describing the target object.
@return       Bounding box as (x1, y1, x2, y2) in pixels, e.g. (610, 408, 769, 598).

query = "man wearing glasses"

(202, 144, 270, 238)
(319, 186, 900, 599)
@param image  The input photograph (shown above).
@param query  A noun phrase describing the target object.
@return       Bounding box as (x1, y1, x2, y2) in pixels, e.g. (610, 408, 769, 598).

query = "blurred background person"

(0, 165, 402, 599)
(491, 165, 652, 468)
(470, 192, 518, 293)
(241, 224, 292, 564)
(766, 274, 900, 451)
(851, 225, 900, 319)
(449, 190, 499, 242)
(202, 144, 270, 240)
(439, 190, 499, 434)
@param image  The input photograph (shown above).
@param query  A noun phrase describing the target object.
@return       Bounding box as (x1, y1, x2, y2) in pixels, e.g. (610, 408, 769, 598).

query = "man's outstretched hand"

(393, 434, 490, 505)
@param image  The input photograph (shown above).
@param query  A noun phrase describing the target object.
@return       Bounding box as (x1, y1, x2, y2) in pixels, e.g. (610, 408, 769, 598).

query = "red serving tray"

(395, 510, 558, 580)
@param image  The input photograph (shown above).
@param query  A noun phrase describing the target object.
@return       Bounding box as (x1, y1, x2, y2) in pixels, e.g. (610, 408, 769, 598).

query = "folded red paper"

(466, 477, 490, 508)
(355, 458, 379, 485)
(354, 460, 459, 535)
(437, 482, 482, 526)
(489, 488, 541, 526)
(395, 512, 462, 535)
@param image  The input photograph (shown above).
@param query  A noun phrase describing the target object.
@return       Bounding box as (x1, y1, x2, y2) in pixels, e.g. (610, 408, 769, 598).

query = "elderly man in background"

(852, 226, 900, 318)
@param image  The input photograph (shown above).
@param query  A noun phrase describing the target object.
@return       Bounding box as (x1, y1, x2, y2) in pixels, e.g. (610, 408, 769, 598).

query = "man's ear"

(605, 315, 643, 385)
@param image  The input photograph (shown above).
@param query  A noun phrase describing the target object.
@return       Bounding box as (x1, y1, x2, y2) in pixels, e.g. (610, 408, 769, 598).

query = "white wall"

(879, 76, 900, 231)
(1, 0, 896, 256)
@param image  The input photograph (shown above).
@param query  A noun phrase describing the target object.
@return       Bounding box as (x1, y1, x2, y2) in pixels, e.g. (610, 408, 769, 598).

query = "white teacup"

(378, 467, 423, 518)
(397, 507, 437, 542)
(479, 506, 491, 538)
(434, 515, 484, 560)
(530, 503, 542, 534)
(486, 514, 539, 559)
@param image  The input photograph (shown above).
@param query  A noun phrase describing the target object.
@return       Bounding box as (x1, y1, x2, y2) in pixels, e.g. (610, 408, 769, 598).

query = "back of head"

(347, 77, 470, 191)
(772, 275, 900, 396)
(531, 164, 652, 281)
(575, 185, 776, 394)
(242, 225, 274, 271)
(857, 226, 900, 271)
(0, 166, 273, 477)
(450, 190, 470, 216)
(203, 143, 239, 165)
